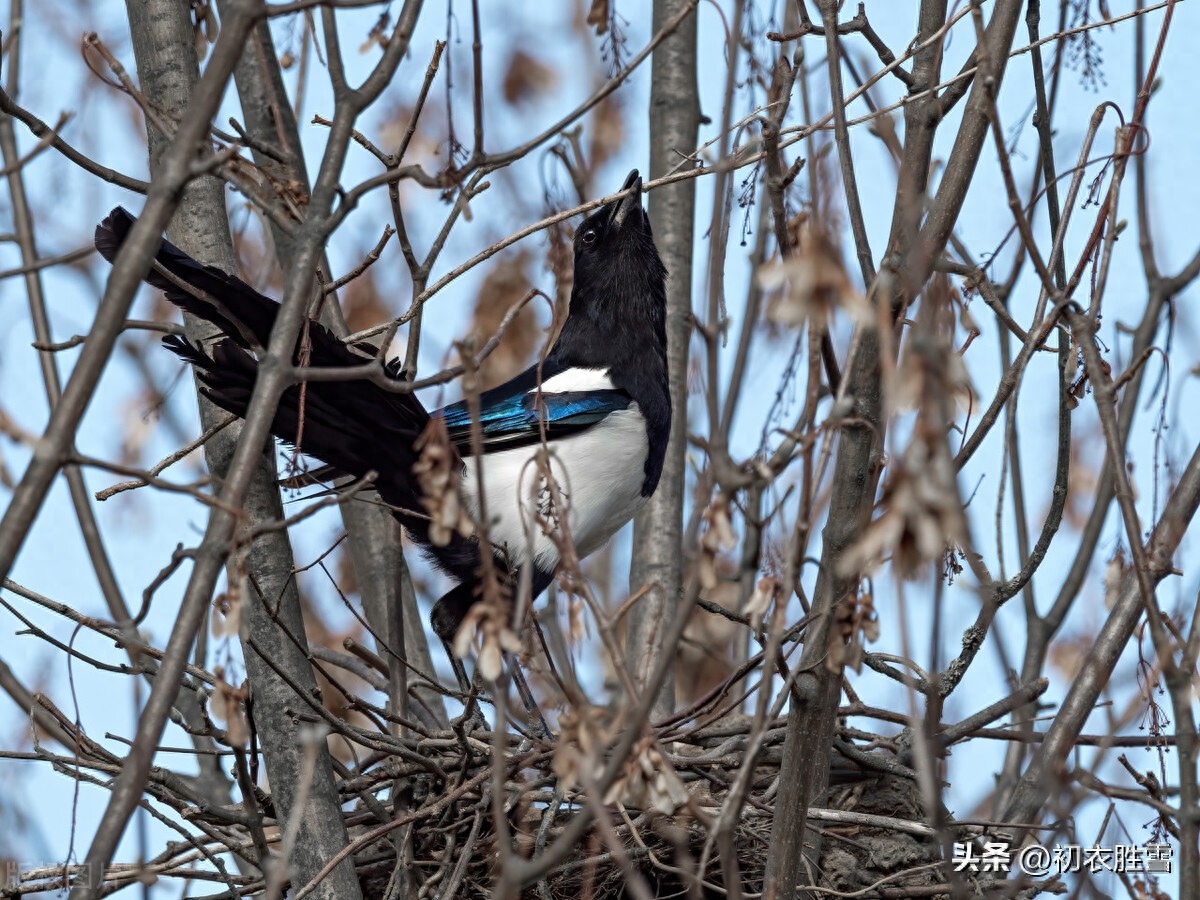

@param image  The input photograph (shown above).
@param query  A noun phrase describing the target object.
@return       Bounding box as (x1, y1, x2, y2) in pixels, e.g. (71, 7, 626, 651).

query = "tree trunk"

(223, 7, 446, 732)
(628, 0, 699, 720)
(124, 2, 364, 897)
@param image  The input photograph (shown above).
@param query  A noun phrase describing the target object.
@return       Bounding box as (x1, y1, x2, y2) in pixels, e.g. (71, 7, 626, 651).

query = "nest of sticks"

(2, 702, 1060, 898)
(331, 715, 1030, 900)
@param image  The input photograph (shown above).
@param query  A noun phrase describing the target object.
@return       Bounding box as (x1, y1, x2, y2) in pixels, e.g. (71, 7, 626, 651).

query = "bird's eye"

(580, 228, 598, 246)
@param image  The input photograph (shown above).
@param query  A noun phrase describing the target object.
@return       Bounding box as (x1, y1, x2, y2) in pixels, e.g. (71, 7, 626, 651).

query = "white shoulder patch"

(536, 367, 615, 394)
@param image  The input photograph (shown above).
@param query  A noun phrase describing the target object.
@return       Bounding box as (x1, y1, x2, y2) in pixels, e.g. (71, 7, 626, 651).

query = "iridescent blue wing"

(439, 390, 632, 454)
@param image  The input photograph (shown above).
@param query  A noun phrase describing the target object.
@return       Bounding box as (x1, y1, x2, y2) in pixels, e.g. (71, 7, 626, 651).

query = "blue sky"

(1, 0, 1197, 893)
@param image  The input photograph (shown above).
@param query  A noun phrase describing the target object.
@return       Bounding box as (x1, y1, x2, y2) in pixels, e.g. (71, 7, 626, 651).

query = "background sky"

(1, 0, 1197, 894)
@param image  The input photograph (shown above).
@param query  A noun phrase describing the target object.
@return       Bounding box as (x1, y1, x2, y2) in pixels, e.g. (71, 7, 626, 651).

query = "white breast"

(459, 406, 650, 572)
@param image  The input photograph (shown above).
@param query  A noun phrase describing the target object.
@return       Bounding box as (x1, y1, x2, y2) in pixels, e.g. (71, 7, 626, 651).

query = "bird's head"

(569, 170, 667, 326)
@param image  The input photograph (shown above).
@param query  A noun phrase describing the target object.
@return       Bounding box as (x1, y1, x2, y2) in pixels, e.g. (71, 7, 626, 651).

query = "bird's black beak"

(609, 169, 643, 230)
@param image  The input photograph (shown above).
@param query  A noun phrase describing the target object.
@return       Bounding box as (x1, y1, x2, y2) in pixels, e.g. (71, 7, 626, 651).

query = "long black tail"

(94, 207, 430, 517)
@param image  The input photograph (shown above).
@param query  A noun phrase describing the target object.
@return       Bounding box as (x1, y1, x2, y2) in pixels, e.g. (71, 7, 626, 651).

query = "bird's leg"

(440, 637, 488, 736)
(431, 579, 549, 737)
(504, 653, 551, 740)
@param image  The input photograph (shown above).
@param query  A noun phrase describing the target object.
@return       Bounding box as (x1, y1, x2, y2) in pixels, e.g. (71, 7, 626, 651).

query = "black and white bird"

(95, 170, 670, 655)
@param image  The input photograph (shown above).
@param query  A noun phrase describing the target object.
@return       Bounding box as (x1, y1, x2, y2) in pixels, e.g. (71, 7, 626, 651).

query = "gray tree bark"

(628, 0, 699, 720)
(224, 10, 445, 731)
(766, 3, 1024, 897)
(124, 2, 364, 897)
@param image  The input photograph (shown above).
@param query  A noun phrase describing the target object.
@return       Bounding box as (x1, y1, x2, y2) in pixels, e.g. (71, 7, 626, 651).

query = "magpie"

(94, 170, 670, 661)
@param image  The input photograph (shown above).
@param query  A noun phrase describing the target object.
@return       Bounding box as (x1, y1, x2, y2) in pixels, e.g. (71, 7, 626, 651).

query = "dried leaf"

(888, 275, 975, 415)
(828, 588, 878, 673)
(588, 96, 625, 170)
(339, 267, 392, 335)
(701, 495, 736, 551)
(744, 576, 779, 632)
(1104, 546, 1130, 610)
(452, 593, 520, 680)
(838, 437, 965, 580)
(359, 12, 391, 53)
(502, 51, 558, 105)
(759, 221, 871, 330)
(212, 668, 249, 748)
(413, 419, 473, 546)
(119, 392, 159, 468)
(335, 535, 359, 598)
(678, 566, 739, 704)
(191, 0, 218, 61)
(377, 100, 444, 165)
(466, 252, 541, 390)
(477, 640, 503, 681)
(1062, 435, 1099, 529)
(568, 592, 586, 643)
(586, 0, 610, 35)
(698, 495, 737, 590)
(1049, 632, 1093, 681)
(210, 589, 243, 638)
(554, 703, 612, 789)
(602, 736, 689, 814)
